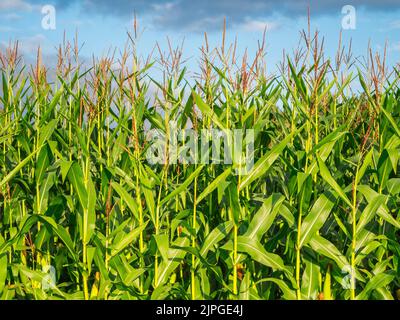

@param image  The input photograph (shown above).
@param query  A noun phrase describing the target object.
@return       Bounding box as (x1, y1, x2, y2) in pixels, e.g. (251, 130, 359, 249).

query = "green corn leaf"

(239, 127, 301, 190)
(161, 165, 204, 205)
(355, 194, 386, 233)
(155, 237, 189, 287)
(0, 235, 7, 294)
(244, 193, 284, 241)
(387, 178, 400, 195)
(356, 271, 396, 300)
(35, 171, 56, 215)
(199, 221, 234, 258)
(226, 181, 240, 225)
(192, 91, 227, 133)
(317, 155, 352, 207)
(197, 167, 231, 203)
(237, 236, 289, 273)
(35, 144, 50, 183)
(301, 258, 320, 300)
(258, 278, 296, 300)
(67, 162, 88, 210)
(38, 119, 58, 147)
(111, 182, 139, 221)
(0, 147, 41, 189)
(309, 235, 350, 271)
(299, 192, 336, 248)
(358, 185, 400, 229)
(154, 234, 169, 262)
(67, 162, 96, 244)
(356, 148, 374, 185)
(59, 159, 73, 183)
(323, 266, 332, 300)
(38, 215, 78, 261)
(111, 223, 148, 258)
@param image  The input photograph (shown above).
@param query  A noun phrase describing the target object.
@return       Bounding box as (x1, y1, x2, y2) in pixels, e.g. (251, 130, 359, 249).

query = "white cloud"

(379, 19, 400, 32)
(154, 14, 226, 33)
(20, 34, 47, 54)
(2, 13, 22, 20)
(240, 19, 279, 32)
(389, 20, 400, 30)
(0, 26, 18, 32)
(152, 1, 177, 12)
(389, 42, 400, 52)
(1, 34, 48, 55)
(0, 0, 32, 11)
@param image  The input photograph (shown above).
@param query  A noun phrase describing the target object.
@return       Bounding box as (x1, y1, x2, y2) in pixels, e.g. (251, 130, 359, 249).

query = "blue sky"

(0, 0, 400, 76)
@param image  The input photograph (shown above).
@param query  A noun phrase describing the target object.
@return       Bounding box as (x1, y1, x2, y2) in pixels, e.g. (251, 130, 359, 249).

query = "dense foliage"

(1, 29, 400, 300)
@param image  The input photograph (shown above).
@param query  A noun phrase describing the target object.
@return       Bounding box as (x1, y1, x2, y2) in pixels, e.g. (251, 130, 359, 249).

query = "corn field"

(1, 26, 400, 300)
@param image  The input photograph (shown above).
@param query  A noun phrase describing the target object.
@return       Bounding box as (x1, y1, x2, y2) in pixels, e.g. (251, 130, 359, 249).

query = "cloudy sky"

(1, 0, 400, 74)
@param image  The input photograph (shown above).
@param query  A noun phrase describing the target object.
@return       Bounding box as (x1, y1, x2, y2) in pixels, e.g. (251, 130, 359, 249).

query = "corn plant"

(0, 25, 399, 300)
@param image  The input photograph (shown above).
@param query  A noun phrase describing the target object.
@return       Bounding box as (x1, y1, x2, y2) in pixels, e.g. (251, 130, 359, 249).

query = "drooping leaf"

(299, 192, 335, 248)
(244, 193, 284, 241)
